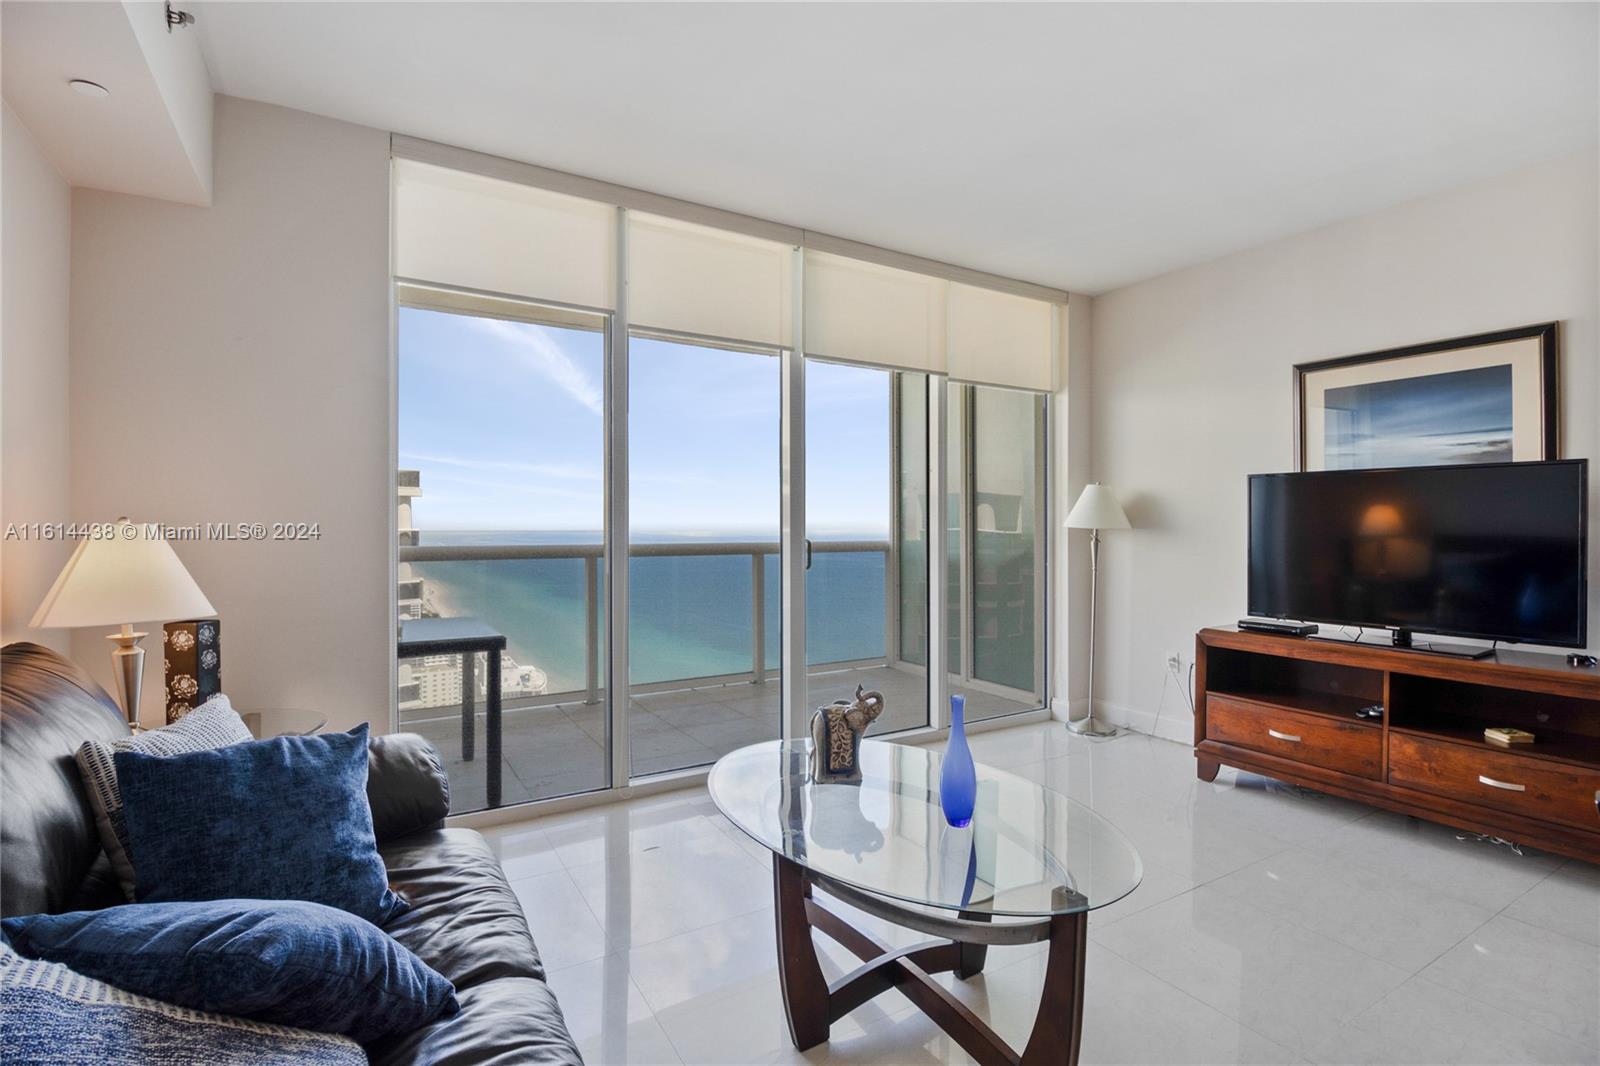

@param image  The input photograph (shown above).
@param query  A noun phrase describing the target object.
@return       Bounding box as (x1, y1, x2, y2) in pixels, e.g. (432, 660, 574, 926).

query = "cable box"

(1237, 618, 1319, 637)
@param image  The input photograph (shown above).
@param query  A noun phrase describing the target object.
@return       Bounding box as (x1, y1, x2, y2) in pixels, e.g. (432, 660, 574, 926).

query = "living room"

(2, 3, 1596, 1064)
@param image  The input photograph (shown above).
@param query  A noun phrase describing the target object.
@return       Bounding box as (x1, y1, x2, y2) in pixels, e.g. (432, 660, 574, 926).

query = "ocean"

(410, 530, 888, 693)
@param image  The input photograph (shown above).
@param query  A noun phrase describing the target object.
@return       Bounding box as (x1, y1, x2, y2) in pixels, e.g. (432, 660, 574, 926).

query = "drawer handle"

(1478, 775, 1526, 793)
(1267, 729, 1301, 743)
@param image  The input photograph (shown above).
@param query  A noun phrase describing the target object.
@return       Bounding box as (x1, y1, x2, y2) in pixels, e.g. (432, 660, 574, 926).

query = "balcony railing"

(398, 538, 893, 712)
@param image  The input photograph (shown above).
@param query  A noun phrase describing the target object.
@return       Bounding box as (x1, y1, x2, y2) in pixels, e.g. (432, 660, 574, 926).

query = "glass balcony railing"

(398, 538, 892, 715)
(398, 536, 1046, 810)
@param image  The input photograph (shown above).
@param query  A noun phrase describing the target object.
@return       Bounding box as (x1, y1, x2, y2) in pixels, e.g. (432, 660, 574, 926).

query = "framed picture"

(1295, 323, 1557, 471)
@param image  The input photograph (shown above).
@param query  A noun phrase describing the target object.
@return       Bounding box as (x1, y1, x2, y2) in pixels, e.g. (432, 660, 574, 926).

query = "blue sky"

(399, 306, 892, 535)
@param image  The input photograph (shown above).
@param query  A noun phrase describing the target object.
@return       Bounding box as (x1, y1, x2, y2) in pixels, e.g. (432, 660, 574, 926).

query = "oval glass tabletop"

(708, 739, 1142, 918)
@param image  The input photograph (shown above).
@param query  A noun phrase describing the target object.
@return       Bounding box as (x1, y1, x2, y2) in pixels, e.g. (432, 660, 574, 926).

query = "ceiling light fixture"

(68, 79, 110, 99)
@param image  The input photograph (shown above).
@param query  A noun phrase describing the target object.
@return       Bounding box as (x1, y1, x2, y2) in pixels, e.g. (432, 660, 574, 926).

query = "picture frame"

(1294, 323, 1558, 471)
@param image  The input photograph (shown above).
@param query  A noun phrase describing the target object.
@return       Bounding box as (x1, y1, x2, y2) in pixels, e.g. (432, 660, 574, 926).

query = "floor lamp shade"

(1064, 483, 1130, 531)
(30, 520, 215, 730)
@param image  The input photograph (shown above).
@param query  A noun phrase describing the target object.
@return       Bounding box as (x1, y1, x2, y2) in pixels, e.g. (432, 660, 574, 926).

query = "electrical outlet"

(1165, 652, 1183, 672)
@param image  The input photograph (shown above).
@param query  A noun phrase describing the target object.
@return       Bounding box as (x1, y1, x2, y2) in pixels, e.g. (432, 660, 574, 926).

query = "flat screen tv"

(1248, 460, 1588, 648)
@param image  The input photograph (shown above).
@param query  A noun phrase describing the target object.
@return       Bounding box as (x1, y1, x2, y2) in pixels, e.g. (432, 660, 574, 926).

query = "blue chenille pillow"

(112, 724, 407, 927)
(1, 902, 456, 1047)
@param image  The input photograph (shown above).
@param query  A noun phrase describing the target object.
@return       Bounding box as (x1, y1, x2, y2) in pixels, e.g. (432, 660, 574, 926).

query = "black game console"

(1237, 618, 1319, 637)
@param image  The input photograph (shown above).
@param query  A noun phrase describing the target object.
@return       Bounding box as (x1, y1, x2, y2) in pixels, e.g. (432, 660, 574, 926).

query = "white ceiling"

(168, 4, 1600, 291)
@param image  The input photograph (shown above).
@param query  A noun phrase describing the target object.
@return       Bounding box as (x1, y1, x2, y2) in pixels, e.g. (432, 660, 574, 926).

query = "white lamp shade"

(1064, 483, 1131, 531)
(30, 521, 214, 629)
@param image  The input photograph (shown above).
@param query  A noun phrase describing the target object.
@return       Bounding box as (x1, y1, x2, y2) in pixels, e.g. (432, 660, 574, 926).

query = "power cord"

(1152, 658, 1196, 740)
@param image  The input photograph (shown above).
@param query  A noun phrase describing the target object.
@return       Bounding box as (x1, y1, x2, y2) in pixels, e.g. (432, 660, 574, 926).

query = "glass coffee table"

(709, 739, 1142, 1066)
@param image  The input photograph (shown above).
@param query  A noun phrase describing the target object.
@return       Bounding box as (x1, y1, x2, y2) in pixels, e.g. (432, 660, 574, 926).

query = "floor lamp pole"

(1068, 527, 1117, 737)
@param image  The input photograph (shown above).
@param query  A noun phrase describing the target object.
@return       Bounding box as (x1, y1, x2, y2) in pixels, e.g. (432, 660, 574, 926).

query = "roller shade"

(803, 250, 947, 373)
(946, 283, 1056, 392)
(393, 159, 615, 310)
(628, 213, 793, 347)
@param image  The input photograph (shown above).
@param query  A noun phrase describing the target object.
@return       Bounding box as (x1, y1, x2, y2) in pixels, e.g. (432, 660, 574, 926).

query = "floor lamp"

(1064, 483, 1131, 737)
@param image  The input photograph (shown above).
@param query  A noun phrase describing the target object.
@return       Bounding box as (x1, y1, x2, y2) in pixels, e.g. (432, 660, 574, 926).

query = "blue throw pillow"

(2, 900, 457, 1045)
(113, 724, 406, 927)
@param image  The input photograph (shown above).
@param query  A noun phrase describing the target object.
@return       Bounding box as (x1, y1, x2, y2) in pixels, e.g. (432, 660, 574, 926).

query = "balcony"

(397, 538, 1038, 811)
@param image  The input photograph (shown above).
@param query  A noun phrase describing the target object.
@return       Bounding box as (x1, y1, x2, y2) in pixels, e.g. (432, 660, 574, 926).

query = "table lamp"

(1064, 483, 1131, 737)
(30, 518, 215, 732)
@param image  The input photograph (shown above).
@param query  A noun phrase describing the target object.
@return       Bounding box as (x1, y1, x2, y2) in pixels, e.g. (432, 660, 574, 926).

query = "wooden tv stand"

(1195, 627, 1600, 864)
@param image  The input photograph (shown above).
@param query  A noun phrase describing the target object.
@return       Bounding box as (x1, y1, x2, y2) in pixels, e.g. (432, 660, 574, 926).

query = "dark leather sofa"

(0, 642, 582, 1065)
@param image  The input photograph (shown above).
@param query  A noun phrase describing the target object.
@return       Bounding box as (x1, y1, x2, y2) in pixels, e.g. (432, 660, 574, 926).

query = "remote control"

(1567, 653, 1597, 668)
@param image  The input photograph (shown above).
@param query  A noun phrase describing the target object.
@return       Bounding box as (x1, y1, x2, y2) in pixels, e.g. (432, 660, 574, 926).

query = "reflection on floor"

(476, 720, 1600, 1066)
(412, 664, 1036, 812)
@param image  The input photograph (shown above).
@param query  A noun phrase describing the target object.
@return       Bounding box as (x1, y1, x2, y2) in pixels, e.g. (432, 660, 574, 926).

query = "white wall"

(1090, 150, 1600, 741)
(69, 96, 391, 730)
(1, 103, 73, 654)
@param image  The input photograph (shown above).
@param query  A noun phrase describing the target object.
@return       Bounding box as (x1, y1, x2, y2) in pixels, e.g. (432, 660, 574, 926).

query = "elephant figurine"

(807, 685, 885, 783)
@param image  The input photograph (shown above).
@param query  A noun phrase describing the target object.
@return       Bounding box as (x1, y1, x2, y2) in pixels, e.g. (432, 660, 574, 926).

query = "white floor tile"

(622, 907, 780, 1014)
(1418, 914, 1599, 1052)
(926, 943, 1298, 1065)
(1094, 886, 1411, 1054)
(508, 869, 611, 971)
(1205, 846, 1497, 971)
(1502, 860, 1600, 947)
(653, 975, 885, 1065)
(566, 828, 771, 949)
(1306, 976, 1595, 1065)
(578, 1016, 684, 1066)
(478, 823, 565, 880)
(544, 955, 656, 1045)
(1320, 810, 1564, 912)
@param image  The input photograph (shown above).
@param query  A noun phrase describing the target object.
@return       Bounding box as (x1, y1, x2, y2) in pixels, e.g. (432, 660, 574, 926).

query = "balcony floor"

(409, 665, 1037, 812)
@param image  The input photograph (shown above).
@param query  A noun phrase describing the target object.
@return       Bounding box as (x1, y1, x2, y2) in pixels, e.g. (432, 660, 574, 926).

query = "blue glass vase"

(941, 694, 977, 827)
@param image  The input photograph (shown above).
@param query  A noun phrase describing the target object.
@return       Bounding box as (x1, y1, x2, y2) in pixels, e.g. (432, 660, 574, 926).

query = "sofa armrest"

(367, 733, 450, 842)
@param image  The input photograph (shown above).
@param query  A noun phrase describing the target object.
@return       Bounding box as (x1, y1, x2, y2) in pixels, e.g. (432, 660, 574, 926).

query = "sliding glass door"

(627, 333, 783, 775)
(397, 288, 611, 810)
(947, 383, 1049, 722)
(804, 360, 931, 735)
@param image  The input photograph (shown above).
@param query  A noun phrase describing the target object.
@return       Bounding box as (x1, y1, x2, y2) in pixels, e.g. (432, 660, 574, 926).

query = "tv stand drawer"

(1388, 733, 1600, 831)
(1205, 695, 1382, 779)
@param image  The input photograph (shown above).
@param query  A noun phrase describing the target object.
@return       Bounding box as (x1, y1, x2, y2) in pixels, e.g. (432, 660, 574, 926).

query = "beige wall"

(1090, 150, 1600, 740)
(1, 103, 74, 654)
(69, 96, 391, 730)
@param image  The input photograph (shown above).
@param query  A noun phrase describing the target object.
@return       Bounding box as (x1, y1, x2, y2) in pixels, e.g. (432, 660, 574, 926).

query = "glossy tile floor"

(414, 665, 1034, 812)
(476, 721, 1599, 1065)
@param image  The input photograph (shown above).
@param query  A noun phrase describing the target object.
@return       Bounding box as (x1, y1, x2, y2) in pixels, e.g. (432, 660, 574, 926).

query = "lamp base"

(106, 628, 147, 733)
(1065, 716, 1118, 738)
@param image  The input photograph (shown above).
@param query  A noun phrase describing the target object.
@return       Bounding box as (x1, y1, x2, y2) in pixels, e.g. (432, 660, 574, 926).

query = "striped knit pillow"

(75, 695, 255, 901)
(0, 942, 364, 1065)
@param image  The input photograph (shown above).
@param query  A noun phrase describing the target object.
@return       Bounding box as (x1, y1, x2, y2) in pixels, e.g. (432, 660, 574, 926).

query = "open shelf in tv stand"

(1195, 626, 1600, 864)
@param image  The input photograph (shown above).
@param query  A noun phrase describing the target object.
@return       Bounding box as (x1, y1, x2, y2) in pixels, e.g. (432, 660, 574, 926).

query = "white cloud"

(468, 317, 604, 415)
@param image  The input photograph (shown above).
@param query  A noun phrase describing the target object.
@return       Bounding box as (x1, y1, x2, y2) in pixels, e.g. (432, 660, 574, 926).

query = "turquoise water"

(411, 531, 886, 692)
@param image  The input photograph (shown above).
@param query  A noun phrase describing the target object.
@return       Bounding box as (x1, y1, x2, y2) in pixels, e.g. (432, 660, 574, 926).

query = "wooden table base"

(773, 855, 1087, 1066)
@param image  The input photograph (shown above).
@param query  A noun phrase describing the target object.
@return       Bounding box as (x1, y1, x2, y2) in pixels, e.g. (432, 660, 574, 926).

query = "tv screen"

(1248, 460, 1588, 647)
